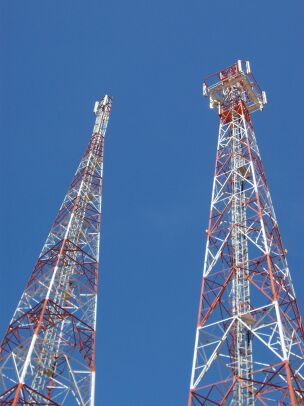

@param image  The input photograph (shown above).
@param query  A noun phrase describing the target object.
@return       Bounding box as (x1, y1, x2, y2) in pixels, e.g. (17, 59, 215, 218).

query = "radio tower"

(0, 95, 112, 405)
(188, 61, 304, 405)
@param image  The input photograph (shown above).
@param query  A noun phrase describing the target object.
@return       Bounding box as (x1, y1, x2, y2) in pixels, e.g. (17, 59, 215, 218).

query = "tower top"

(203, 60, 267, 113)
(93, 95, 113, 137)
(93, 95, 112, 115)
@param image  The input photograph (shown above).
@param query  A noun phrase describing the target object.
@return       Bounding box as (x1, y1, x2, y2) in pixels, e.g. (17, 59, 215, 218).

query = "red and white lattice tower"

(0, 95, 112, 405)
(188, 61, 304, 405)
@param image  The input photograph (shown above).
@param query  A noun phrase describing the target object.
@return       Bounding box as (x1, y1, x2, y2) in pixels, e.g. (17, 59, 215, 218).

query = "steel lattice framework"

(188, 61, 304, 405)
(0, 95, 112, 405)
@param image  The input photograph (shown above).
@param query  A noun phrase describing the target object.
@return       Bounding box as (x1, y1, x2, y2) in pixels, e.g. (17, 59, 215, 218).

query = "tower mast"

(188, 61, 304, 405)
(0, 95, 112, 405)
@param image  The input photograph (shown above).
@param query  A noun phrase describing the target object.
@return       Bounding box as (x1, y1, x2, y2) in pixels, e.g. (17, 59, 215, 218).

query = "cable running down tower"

(188, 61, 304, 405)
(0, 96, 112, 405)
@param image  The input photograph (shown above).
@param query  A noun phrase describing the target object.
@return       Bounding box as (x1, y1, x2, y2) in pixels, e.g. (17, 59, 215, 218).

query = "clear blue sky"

(0, 1, 303, 405)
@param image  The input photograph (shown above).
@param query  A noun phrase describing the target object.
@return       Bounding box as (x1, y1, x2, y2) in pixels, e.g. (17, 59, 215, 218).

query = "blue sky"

(0, 1, 304, 405)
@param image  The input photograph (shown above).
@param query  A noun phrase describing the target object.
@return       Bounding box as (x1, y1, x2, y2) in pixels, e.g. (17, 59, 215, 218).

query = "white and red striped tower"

(188, 61, 304, 405)
(0, 95, 112, 405)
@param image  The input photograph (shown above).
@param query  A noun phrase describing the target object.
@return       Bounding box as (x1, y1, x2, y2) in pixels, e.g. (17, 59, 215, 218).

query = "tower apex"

(202, 60, 267, 112)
